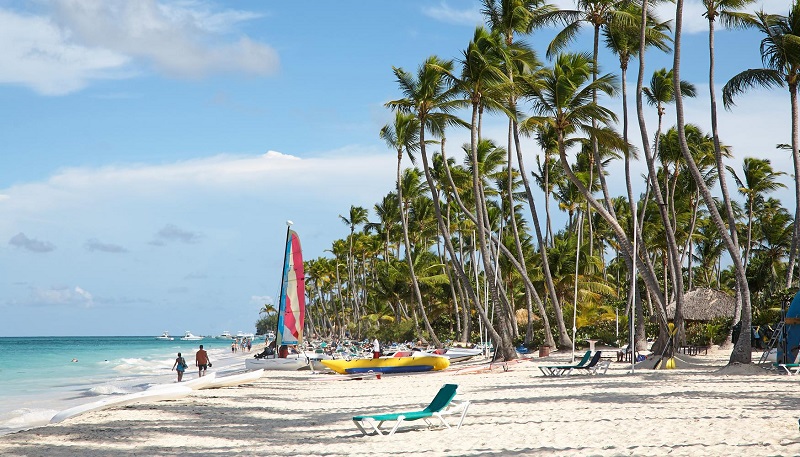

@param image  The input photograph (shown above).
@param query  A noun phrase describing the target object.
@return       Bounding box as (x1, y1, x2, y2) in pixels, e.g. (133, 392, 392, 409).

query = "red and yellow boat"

(320, 355, 449, 375)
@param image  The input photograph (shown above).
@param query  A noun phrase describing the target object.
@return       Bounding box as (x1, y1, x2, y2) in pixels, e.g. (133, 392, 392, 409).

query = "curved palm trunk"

(468, 102, 515, 360)
(708, 16, 744, 334)
(440, 132, 558, 349)
(558, 129, 670, 331)
(417, 122, 501, 354)
(674, 0, 751, 363)
(395, 148, 436, 347)
(513, 121, 570, 347)
(506, 121, 551, 347)
(633, 0, 680, 348)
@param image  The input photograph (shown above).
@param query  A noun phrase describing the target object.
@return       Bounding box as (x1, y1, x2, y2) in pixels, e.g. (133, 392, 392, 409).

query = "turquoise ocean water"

(0, 336, 258, 435)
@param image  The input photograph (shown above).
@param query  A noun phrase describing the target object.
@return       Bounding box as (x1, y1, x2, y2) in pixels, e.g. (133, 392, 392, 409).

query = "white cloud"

(0, 9, 131, 95)
(422, 2, 483, 26)
(654, 0, 792, 35)
(0, 1, 278, 95)
(23, 285, 94, 308)
(251, 295, 274, 305)
(0, 147, 396, 249)
(52, 0, 278, 79)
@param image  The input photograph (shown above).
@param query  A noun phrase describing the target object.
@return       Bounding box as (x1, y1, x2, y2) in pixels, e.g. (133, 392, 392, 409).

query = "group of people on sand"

(171, 344, 211, 382)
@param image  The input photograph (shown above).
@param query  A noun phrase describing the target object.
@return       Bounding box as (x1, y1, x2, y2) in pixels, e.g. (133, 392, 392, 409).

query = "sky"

(0, 0, 793, 337)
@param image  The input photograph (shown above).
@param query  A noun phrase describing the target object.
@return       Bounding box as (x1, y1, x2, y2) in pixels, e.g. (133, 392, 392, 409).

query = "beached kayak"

(320, 355, 449, 375)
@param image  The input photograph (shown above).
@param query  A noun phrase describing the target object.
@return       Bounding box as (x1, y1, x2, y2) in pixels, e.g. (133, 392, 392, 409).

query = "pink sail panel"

(277, 230, 305, 346)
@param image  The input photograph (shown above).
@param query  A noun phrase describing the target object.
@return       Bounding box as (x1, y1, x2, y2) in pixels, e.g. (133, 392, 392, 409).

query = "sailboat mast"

(275, 220, 293, 353)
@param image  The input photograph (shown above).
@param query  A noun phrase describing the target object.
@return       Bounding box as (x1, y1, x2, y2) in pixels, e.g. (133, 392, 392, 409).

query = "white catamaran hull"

(245, 356, 308, 371)
(202, 370, 264, 389)
(50, 385, 192, 424)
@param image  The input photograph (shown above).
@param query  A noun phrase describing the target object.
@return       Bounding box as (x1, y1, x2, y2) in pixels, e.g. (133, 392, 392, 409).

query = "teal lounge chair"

(539, 350, 592, 377)
(775, 351, 800, 375)
(352, 383, 471, 436)
(566, 351, 610, 375)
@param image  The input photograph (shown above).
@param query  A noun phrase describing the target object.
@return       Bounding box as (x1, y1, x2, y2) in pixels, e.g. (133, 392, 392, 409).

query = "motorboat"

(215, 331, 232, 340)
(427, 347, 483, 363)
(236, 331, 255, 340)
(156, 331, 174, 341)
(180, 331, 203, 341)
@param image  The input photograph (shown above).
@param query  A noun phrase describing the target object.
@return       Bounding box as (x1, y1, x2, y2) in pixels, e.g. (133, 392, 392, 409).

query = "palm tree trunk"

(468, 102, 515, 360)
(787, 82, 800, 288)
(709, 16, 746, 339)
(557, 129, 670, 331)
(674, 0, 751, 363)
(512, 121, 567, 347)
(633, 0, 681, 346)
(417, 123, 500, 353)
(395, 147, 436, 346)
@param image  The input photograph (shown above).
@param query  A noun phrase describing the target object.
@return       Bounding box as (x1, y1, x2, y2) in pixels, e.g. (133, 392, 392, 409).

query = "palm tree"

(604, 3, 672, 349)
(727, 157, 787, 269)
(339, 205, 368, 325)
(674, 0, 752, 364)
(441, 27, 524, 354)
(386, 56, 504, 354)
(379, 111, 435, 345)
(722, 2, 800, 288)
(524, 52, 670, 332)
(643, 69, 697, 165)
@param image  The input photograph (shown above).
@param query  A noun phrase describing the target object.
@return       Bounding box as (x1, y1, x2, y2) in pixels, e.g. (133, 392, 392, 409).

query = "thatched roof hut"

(665, 288, 735, 321)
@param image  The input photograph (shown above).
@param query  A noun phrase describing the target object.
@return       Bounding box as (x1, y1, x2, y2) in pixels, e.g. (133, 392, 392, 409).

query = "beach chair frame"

(352, 384, 470, 436)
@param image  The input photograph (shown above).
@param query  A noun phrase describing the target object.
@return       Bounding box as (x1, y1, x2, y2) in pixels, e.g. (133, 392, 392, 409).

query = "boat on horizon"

(180, 331, 203, 341)
(245, 224, 310, 372)
(155, 331, 174, 341)
(215, 331, 232, 340)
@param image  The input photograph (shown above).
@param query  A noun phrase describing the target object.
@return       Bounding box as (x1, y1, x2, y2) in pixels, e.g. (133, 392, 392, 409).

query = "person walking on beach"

(172, 352, 187, 382)
(196, 344, 210, 377)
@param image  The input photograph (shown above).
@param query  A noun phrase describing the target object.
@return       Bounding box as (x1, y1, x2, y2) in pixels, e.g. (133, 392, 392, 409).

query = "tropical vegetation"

(293, 0, 800, 365)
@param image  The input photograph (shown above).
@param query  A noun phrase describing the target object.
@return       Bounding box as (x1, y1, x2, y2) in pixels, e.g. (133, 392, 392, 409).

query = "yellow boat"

(320, 355, 450, 375)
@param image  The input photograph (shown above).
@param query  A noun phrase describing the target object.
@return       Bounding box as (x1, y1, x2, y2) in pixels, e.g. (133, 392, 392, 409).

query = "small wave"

(0, 408, 59, 433)
(112, 357, 171, 375)
(85, 385, 132, 396)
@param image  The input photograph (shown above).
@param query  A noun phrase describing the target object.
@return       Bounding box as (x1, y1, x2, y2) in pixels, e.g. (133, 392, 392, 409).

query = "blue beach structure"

(778, 291, 800, 364)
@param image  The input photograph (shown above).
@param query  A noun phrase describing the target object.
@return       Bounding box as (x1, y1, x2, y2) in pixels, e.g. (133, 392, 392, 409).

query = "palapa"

(665, 288, 735, 321)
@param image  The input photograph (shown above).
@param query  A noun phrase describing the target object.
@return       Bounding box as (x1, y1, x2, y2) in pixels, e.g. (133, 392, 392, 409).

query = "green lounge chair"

(352, 383, 471, 436)
(539, 350, 592, 377)
(775, 351, 800, 375)
(566, 351, 610, 375)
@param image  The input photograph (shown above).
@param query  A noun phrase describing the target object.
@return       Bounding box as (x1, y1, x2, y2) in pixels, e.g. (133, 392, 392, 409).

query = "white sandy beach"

(1, 347, 799, 456)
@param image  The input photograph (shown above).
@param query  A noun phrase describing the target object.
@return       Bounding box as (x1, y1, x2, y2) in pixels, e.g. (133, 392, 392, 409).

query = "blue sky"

(0, 0, 792, 337)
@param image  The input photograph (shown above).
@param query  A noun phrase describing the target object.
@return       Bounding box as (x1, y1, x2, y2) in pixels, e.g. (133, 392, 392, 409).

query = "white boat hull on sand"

(245, 356, 308, 371)
(202, 370, 263, 389)
(50, 385, 192, 424)
(147, 372, 217, 391)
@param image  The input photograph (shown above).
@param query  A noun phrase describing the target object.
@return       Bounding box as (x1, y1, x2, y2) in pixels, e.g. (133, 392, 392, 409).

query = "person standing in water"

(172, 352, 187, 382)
(195, 344, 210, 377)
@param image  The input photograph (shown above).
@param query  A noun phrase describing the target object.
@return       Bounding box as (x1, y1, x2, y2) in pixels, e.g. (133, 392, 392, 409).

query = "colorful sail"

(276, 230, 305, 347)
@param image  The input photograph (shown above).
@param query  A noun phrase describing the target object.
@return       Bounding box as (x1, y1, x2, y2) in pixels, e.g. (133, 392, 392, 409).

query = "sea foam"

(0, 408, 59, 433)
